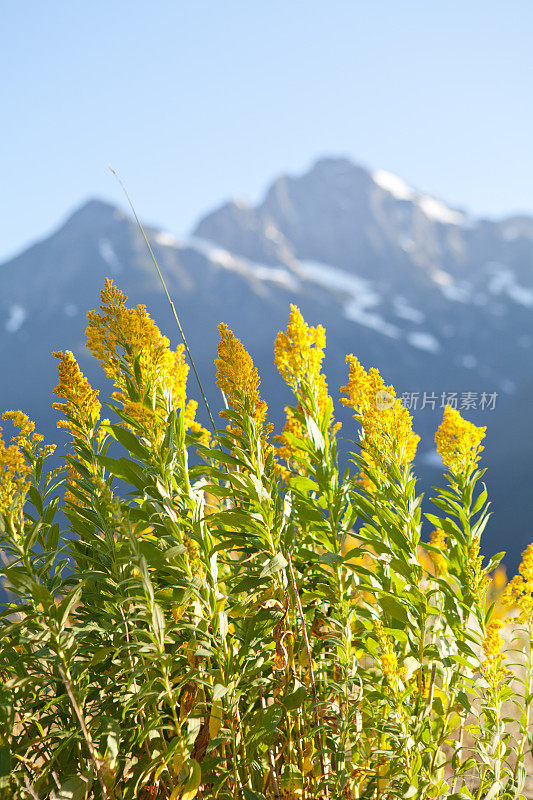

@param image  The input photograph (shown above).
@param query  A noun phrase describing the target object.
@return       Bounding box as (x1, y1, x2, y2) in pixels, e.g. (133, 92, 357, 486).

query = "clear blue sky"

(1, 0, 532, 262)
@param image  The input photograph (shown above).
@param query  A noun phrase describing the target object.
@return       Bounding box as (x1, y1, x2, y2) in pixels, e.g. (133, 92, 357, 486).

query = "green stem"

(286, 552, 329, 796)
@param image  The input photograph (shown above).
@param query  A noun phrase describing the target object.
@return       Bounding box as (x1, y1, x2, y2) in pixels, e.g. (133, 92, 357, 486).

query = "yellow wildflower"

(501, 543, 533, 622)
(215, 323, 267, 432)
(374, 620, 400, 691)
(341, 355, 419, 471)
(355, 450, 378, 494)
(467, 535, 490, 599)
(274, 305, 326, 397)
(183, 535, 203, 580)
(0, 430, 28, 514)
(86, 279, 188, 402)
(275, 405, 306, 468)
(517, 542, 533, 586)
(96, 419, 111, 444)
(381, 652, 399, 687)
(86, 279, 208, 443)
(435, 406, 486, 474)
(481, 619, 509, 685)
(0, 412, 51, 515)
(52, 350, 101, 435)
(122, 401, 158, 434)
(275, 307, 339, 473)
(429, 528, 447, 578)
(63, 459, 84, 508)
(2, 410, 38, 446)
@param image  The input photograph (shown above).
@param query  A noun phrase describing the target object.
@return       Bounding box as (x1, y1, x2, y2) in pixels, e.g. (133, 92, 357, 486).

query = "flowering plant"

(0, 285, 530, 800)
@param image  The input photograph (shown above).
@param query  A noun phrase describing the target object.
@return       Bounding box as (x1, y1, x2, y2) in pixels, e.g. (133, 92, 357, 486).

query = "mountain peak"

(58, 198, 127, 236)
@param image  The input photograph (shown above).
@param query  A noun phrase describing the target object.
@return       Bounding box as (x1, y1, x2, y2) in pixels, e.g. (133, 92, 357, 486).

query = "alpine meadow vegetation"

(1, 280, 533, 800)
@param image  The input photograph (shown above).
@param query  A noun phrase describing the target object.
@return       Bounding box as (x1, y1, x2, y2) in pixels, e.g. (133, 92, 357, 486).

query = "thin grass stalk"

(109, 166, 217, 432)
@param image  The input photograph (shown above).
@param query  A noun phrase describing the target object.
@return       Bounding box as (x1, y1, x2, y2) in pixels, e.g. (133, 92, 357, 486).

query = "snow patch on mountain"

(5, 305, 26, 333)
(155, 231, 179, 247)
(393, 296, 425, 324)
(188, 238, 299, 291)
(372, 170, 466, 225)
(432, 271, 472, 303)
(417, 196, 465, 226)
(297, 261, 380, 306)
(344, 304, 401, 338)
(99, 238, 121, 273)
(486, 264, 533, 307)
(407, 331, 440, 353)
(295, 261, 401, 338)
(373, 170, 413, 201)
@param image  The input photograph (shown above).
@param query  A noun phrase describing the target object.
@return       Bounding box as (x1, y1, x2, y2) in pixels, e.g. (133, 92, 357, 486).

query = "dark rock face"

(2, 157, 532, 570)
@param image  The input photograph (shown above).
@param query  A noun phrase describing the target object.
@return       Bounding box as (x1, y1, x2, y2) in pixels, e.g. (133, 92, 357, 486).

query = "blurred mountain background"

(1, 155, 531, 570)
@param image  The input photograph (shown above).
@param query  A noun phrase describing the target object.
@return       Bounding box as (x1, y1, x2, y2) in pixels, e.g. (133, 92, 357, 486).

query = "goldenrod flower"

(381, 652, 399, 687)
(274, 305, 326, 397)
(2, 410, 39, 446)
(86, 279, 187, 402)
(516, 543, 533, 588)
(466, 535, 490, 599)
(0, 430, 28, 514)
(274, 307, 338, 472)
(492, 565, 507, 591)
(341, 355, 419, 471)
(86, 279, 208, 444)
(0, 412, 51, 515)
(501, 543, 533, 622)
(52, 350, 101, 435)
(63, 459, 84, 508)
(275, 405, 307, 472)
(435, 406, 486, 474)
(96, 419, 111, 444)
(122, 401, 158, 434)
(374, 620, 400, 691)
(215, 322, 267, 432)
(481, 619, 509, 685)
(429, 528, 447, 578)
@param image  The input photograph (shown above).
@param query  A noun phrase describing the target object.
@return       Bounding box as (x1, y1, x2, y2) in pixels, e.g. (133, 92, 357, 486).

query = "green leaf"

(484, 551, 505, 573)
(320, 551, 344, 566)
(57, 584, 83, 628)
(108, 423, 150, 461)
(483, 782, 502, 800)
(51, 776, 90, 800)
(99, 455, 147, 489)
(243, 790, 267, 800)
(378, 593, 409, 624)
(260, 553, 287, 578)
(280, 686, 307, 710)
(152, 603, 165, 644)
(0, 746, 10, 777)
(182, 758, 201, 799)
(212, 683, 228, 701)
(257, 704, 284, 733)
(305, 416, 325, 451)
